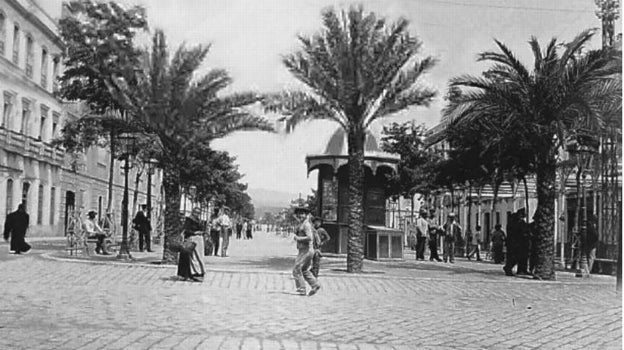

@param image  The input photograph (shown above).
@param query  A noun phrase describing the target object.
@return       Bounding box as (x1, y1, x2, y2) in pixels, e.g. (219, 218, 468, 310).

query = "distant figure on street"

(311, 216, 330, 278)
(467, 225, 482, 261)
(132, 204, 153, 252)
(585, 214, 599, 273)
(427, 211, 442, 262)
(415, 209, 429, 260)
(210, 211, 220, 256)
(245, 219, 253, 239)
(292, 206, 321, 296)
(491, 224, 506, 264)
(236, 220, 243, 240)
(3, 204, 31, 254)
(83, 210, 110, 255)
(442, 213, 462, 264)
(177, 207, 205, 282)
(216, 207, 232, 257)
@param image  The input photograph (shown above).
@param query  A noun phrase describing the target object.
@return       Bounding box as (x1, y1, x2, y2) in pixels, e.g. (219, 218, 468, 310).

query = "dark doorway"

(484, 212, 491, 244)
(64, 191, 75, 233)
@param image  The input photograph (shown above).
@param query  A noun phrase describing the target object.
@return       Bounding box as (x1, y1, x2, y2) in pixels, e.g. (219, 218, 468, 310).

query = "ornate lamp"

(116, 133, 138, 260)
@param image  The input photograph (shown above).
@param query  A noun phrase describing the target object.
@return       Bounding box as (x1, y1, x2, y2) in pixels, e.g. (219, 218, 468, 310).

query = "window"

(0, 12, 5, 55)
(21, 182, 30, 209)
(39, 105, 48, 140)
(20, 98, 30, 134)
(52, 56, 60, 92)
(12, 24, 18, 64)
(25, 35, 33, 78)
(50, 187, 55, 225)
(6, 179, 13, 214)
(40, 47, 48, 88)
(37, 184, 43, 224)
(52, 112, 60, 138)
(2, 92, 13, 128)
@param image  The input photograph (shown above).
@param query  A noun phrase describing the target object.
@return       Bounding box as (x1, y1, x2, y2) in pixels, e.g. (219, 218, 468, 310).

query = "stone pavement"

(0, 230, 621, 350)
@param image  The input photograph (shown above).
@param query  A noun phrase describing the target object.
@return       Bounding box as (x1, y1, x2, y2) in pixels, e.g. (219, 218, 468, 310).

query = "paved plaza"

(0, 231, 621, 350)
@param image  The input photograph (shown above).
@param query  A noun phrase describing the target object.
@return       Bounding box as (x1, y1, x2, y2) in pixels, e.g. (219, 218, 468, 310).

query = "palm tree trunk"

(467, 183, 472, 232)
(533, 151, 558, 280)
(162, 165, 182, 264)
(523, 176, 530, 215)
(347, 129, 365, 273)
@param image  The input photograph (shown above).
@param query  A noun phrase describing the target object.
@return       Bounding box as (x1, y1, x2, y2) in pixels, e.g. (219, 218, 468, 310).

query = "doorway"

(64, 191, 75, 233)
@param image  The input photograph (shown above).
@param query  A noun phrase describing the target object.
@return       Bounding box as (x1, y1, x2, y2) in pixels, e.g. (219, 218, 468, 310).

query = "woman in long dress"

(177, 207, 205, 282)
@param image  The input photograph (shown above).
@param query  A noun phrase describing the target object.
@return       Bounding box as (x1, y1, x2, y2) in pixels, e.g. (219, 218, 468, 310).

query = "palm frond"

(262, 91, 348, 131)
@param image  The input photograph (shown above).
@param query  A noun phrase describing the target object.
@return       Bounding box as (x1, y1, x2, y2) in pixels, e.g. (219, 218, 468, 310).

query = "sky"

(38, 0, 620, 197)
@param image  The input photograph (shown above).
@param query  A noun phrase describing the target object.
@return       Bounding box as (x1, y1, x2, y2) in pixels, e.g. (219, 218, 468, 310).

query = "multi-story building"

(0, 0, 162, 237)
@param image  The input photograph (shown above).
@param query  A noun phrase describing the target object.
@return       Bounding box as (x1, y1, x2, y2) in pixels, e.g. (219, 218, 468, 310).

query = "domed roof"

(306, 128, 400, 175)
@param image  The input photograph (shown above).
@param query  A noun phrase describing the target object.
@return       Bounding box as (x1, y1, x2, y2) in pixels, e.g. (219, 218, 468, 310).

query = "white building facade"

(0, 0, 162, 237)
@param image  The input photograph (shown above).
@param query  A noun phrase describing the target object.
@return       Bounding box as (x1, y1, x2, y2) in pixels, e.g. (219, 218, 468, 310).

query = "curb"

(39, 252, 616, 285)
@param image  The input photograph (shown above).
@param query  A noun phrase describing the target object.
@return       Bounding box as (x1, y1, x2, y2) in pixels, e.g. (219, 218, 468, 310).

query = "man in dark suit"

(3, 204, 31, 254)
(133, 204, 153, 252)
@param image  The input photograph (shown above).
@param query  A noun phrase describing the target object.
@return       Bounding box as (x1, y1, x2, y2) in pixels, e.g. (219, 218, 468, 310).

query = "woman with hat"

(292, 206, 321, 296)
(177, 206, 205, 282)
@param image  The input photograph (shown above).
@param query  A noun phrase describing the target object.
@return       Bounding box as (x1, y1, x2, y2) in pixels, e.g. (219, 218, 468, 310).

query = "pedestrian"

(503, 209, 530, 276)
(216, 207, 232, 257)
(292, 206, 321, 296)
(467, 225, 482, 261)
(583, 213, 599, 274)
(464, 229, 473, 258)
(245, 219, 253, 239)
(311, 216, 330, 278)
(236, 220, 243, 240)
(3, 204, 31, 254)
(442, 213, 462, 263)
(177, 207, 205, 282)
(132, 204, 153, 252)
(415, 209, 429, 260)
(83, 210, 110, 255)
(427, 212, 442, 262)
(210, 211, 220, 256)
(490, 224, 506, 264)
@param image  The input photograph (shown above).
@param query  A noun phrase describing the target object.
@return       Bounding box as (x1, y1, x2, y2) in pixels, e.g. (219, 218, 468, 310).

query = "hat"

(293, 206, 310, 214)
(517, 208, 526, 217)
(312, 216, 323, 222)
(87, 210, 97, 217)
(447, 212, 456, 218)
(419, 209, 428, 216)
(222, 206, 231, 212)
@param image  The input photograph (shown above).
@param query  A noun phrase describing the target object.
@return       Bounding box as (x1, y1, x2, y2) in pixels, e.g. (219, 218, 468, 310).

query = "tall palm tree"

(111, 30, 273, 263)
(444, 30, 621, 280)
(264, 5, 436, 272)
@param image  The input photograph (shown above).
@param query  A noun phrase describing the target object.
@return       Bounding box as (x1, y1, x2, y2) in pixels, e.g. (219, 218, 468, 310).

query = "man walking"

(236, 220, 243, 240)
(415, 209, 429, 260)
(311, 216, 330, 278)
(133, 204, 153, 252)
(467, 225, 482, 261)
(442, 213, 462, 263)
(504, 209, 530, 276)
(491, 224, 506, 264)
(216, 207, 232, 257)
(3, 204, 31, 254)
(292, 206, 321, 296)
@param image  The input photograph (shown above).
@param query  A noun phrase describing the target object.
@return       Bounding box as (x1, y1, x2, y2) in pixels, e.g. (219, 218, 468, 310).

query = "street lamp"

(566, 128, 599, 278)
(117, 133, 138, 260)
(145, 158, 158, 224)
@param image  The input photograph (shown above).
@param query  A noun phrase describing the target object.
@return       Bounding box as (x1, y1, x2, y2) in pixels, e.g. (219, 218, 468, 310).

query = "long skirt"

(177, 235, 205, 279)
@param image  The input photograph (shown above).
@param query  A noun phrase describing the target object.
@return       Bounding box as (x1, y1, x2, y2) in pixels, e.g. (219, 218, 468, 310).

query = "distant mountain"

(247, 188, 300, 211)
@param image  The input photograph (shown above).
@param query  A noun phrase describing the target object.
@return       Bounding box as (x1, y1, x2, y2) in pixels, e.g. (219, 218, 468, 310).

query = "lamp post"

(566, 129, 599, 278)
(117, 133, 137, 260)
(145, 158, 158, 224)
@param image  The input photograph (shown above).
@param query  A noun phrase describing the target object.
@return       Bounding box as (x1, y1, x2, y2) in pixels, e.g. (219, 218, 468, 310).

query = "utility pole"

(595, 0, 621, 292)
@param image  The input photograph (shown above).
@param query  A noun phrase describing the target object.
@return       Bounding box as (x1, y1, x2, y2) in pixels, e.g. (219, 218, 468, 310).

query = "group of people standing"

(412, 209, 463, 263)
(235, 218, 254, 240)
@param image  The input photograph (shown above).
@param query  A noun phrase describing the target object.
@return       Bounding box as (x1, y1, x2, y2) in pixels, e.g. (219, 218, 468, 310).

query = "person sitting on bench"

(83, 210, 110, 255)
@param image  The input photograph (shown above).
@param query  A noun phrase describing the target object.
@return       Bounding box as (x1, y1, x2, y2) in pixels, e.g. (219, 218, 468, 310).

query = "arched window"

(0, 11, 6, 56)
(12, 23, 19, 64)
(25, 34, 33, 78)
(40, 47, 48, 88)
(37, 184, 44, 224)
(6, 179, 13, 214)
(50, 186, 55, 225)
(22, 181, 30, 209)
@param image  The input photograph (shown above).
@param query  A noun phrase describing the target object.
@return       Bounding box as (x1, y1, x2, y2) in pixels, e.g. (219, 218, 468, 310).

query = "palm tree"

(444, 30, 621, 280)
(111, 30, 273, 263)
(264, 5, 436, 272)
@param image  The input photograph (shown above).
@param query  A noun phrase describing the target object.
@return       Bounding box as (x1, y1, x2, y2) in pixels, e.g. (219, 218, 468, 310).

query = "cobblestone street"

(0, 231, 621, 350)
